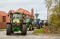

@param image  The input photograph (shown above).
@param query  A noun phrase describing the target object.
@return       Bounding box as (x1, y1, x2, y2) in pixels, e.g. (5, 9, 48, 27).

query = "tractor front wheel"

(36, 24, 40, 29)
(6, 23, 12, 35)
(21, 24, 27, 35)
(29, 25, 34, 31)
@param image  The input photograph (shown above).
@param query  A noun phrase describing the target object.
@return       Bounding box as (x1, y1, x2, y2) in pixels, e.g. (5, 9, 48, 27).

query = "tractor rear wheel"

(36, 24, 40, 29)
(6, 23, 12, 35)
(29, 25, 34, 31)
(21, 24, 27, 35)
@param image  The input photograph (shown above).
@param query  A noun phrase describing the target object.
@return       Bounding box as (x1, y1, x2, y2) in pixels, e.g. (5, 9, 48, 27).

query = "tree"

(45, 0, 60, 26)
(45, 0, 60, 33)
(45, 0, 52, 9)
(50, 4, 60, 26)
(45, 0, 52, 25)
(45, 0, 60, 8)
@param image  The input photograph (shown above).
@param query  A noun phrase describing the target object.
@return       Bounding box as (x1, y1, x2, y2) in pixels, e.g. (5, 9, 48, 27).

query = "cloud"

(0, 0, 47, 20)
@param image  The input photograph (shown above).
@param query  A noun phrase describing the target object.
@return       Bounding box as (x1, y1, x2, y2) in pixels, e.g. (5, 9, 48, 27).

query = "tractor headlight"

(16, 20, 20, 23)
(13, 20, 20, 23)
(13, 20, 15, 23)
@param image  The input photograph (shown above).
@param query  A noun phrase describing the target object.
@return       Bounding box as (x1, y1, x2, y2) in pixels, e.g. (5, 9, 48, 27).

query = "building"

(0, 11, 9, 28)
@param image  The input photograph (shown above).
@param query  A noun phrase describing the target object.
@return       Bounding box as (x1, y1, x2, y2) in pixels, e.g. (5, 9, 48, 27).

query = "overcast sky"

(0, 0, 47, 20)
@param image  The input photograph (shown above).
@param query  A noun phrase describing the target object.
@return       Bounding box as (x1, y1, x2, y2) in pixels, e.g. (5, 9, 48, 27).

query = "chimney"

(31, 8, 34, 15)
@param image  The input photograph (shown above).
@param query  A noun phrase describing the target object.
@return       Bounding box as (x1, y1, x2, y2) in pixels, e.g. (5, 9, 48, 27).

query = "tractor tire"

(6, 23, 12, 35)
(21, 24, 27, 35)
(36, 24, 40, 29)
(29, 25, 34, 31)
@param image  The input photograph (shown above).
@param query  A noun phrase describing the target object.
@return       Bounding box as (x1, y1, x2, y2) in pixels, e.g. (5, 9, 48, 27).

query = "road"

(0, 30, 60, 39)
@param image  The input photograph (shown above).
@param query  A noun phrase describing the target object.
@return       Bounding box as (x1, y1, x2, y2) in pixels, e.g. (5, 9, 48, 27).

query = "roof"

(17, 8, 24, 13)
(8, 10, 15, 14)
(0, 11, 8, 16)
(8, 8, 34, 18)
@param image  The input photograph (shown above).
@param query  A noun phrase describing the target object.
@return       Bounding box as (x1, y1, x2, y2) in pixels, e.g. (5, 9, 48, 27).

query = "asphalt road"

(0, 30, 60, 39)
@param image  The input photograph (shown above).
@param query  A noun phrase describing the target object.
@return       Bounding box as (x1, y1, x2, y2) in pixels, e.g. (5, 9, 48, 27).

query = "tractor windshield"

(13, 13, 22, 23)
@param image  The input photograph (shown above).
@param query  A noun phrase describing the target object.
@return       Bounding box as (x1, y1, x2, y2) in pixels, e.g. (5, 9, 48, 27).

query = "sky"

(0, 0, 47, 20)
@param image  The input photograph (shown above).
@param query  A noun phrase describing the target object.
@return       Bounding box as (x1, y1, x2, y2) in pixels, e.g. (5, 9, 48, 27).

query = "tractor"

(28, 18, 34, 31)
(34, 19, 40, 29)
(25, 15, 34, 31)
(6, 12, 27, 35)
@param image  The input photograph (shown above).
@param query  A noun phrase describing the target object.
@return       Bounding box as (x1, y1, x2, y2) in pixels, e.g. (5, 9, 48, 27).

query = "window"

(2, 16, 6, 22)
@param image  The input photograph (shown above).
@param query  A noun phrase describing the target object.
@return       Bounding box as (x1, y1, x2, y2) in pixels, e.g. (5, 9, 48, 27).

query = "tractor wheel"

(6, 23, 12, 35)
(21, 24, 27, 35)
(29, 25, 34, 31)
(36, 24, 40, 29)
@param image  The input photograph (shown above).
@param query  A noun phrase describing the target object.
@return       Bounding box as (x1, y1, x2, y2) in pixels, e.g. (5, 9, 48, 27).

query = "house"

(0, 11, 9, 28)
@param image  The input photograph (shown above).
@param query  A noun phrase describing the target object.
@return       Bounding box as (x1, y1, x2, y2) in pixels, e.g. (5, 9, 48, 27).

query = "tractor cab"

(13, 12, 23, 24)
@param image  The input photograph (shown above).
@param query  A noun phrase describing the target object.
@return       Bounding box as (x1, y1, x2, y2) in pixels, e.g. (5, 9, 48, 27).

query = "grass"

(0, 28, 6, 31)
(33, 28, 45, 34)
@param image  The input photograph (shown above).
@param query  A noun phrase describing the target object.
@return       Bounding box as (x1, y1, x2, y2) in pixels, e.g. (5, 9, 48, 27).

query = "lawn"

(33, 28, 45, 34)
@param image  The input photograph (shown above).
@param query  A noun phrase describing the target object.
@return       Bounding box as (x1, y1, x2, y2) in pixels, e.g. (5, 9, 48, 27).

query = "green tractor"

(26, 16, 34, 31)
(28, 18, 34, 31)
(6, 12, 27, 35)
